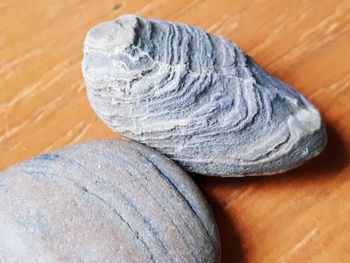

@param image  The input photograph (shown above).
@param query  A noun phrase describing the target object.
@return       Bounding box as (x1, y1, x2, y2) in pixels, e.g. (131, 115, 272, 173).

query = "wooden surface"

(1, 0, 349, 262)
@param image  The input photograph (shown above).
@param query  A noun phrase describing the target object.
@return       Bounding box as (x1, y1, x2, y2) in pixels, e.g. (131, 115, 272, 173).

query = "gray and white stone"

(82, 15, 327, 177)
(0, 139, 220, 262)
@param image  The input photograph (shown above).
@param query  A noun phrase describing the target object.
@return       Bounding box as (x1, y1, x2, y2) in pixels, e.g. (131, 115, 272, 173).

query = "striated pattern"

(82, 15, 327, 177)
(0, 139, 220, 262)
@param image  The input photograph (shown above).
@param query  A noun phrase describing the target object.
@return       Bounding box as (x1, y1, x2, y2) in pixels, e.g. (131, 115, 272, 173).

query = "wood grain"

(1, 0, 349, 262)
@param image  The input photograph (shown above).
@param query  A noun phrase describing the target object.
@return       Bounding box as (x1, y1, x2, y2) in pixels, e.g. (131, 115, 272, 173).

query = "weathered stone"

(0, 139, 220, 262)
(82, 15, 327, 176)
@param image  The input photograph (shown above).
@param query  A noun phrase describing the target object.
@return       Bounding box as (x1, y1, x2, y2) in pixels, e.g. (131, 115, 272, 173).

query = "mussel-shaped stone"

(82, 15, 327, 177)
(0, 140, 220, 262)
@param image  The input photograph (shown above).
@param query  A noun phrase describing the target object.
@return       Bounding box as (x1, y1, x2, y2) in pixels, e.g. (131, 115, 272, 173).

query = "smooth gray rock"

(82, 14, 327, 177)
(0, 139, 220, 262)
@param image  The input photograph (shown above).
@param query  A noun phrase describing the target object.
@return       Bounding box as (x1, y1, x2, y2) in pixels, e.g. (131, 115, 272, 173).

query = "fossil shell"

(82, 15, 327, 177)
(0, 140, 220, 262)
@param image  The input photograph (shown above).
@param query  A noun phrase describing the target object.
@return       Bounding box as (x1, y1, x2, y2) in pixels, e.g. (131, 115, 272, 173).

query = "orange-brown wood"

(1, 1, 349, 262)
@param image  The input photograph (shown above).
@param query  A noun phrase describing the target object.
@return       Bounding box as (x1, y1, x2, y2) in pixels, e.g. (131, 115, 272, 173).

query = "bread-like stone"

(0, 139, 220, 262)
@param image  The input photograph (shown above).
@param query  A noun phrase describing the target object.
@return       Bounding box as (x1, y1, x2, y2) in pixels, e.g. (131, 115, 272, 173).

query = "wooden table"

(1, 1, 349, 262)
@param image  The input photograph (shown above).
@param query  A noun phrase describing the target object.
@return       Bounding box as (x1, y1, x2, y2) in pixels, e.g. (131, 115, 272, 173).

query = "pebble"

(0, 139, 220, 262)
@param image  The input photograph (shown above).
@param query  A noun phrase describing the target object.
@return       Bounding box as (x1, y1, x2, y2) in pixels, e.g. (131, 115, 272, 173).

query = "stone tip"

(84, 14, 138, 50)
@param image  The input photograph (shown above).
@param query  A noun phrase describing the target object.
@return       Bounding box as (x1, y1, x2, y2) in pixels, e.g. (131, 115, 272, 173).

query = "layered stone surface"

(82, 15, 327, 176)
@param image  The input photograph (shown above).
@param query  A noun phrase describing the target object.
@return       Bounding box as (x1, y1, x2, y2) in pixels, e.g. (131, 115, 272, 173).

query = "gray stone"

(82, 15, 327, 177)
(0, 139, 220, 262)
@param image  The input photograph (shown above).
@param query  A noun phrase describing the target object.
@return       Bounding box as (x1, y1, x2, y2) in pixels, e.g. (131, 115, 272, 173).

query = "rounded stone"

(0, 139, 220, 262)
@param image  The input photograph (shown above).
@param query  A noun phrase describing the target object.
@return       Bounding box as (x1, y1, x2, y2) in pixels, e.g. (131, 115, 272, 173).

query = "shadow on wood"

(194, 123, 348, 262)
(204, 191, 246, 263)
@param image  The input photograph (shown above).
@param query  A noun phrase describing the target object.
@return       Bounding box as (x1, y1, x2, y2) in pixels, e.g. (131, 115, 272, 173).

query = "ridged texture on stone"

(82, 15, 327, 177)
(0, 139, 220, 262)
